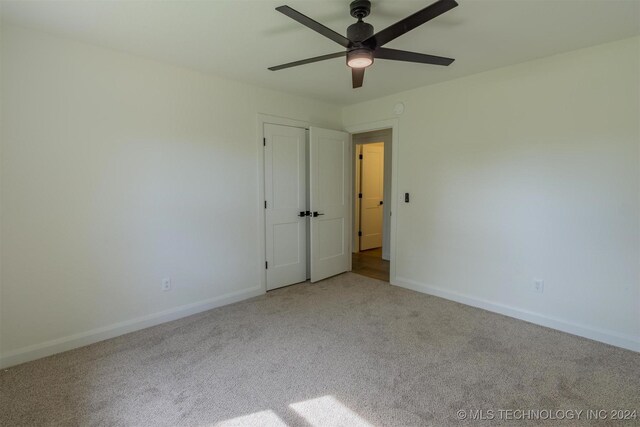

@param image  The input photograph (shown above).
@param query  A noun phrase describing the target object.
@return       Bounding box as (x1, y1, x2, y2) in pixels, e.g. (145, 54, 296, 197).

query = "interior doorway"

(352, 129, 391, 282)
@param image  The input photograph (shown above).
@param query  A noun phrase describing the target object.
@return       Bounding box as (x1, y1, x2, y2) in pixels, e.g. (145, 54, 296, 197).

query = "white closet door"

(264, 124, 307, 290)
(309, 127, 351, 283)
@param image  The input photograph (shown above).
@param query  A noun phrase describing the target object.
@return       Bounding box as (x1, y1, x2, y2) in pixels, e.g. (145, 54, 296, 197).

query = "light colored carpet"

(1, 273, 639, 426)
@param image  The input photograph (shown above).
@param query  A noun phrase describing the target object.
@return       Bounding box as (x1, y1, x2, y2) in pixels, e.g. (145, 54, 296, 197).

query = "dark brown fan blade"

(276, 6, 351, 48)
(375, 47, 454, 66)
(269, 52, 346, 71)
(364, 0, 458, 48)
(352, 68, 365, 88)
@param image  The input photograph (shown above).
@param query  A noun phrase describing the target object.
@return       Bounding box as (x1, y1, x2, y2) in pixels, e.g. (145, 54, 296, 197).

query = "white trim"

(353, 143, 361, 253)
(0, 285, 264, 369)
(256, 114, 310, 293)
(348, 133, 354, 271)
(394, 276, 640, 353)
(352, 130, 392, 258)
(346, 119, 399, 282)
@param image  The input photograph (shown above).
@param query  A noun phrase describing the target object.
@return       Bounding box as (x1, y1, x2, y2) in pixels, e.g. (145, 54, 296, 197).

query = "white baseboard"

(392, 276, 640, 353)
(0, 285, 265, 369)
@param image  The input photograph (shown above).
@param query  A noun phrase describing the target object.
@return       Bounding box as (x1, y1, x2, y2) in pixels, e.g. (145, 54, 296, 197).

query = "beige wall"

(0, 25, 341, 366)
(343, 37, 640, 351)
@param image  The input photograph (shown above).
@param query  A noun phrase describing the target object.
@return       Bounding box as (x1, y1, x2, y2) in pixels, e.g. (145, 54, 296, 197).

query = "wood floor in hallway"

(351, 247, 390, 282)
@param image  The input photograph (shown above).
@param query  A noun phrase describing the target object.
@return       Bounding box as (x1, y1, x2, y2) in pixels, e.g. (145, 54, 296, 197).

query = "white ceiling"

(2, 0, 639, 105)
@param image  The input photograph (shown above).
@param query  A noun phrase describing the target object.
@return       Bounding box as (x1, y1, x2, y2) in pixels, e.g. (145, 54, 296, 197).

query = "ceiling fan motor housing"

(347, 21, 374, 44)
(347, 20, 374, 68)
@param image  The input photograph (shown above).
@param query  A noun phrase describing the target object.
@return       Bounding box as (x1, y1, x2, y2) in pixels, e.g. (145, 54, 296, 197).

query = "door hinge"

(263, 137, 266, 147)
(359, 154, 363, 160)
(265, 261, 268, 269)
(358, 193, 362, 198)
(264, 200, 267, 209)
(358, 231, 362, 237)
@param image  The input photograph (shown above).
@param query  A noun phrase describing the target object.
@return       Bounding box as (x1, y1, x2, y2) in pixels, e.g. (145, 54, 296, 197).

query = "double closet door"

(264, 123, 350, 290)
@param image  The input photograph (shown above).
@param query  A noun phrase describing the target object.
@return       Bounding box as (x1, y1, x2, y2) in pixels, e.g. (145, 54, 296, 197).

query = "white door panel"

(310, 127, 350, 282)
(265, 124, 307, 290)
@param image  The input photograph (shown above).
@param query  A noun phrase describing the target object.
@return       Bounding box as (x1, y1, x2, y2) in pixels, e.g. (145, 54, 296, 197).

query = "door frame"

(353, 135, 389, 255)
(346, 119, 399, 284)
(257, 114, 310, 293)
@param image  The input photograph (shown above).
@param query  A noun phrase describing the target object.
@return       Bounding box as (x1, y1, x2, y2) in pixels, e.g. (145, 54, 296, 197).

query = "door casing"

(347, 119, 399, 284)
(352, 129, 392, 259)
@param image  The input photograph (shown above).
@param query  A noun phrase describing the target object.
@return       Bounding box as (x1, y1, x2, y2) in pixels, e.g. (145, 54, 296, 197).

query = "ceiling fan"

(268, 0, 458, 89)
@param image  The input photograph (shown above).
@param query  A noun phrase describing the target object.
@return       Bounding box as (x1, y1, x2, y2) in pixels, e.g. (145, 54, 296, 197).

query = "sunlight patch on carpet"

(290, 395, 373, 427)
(214, 410, 287, 426)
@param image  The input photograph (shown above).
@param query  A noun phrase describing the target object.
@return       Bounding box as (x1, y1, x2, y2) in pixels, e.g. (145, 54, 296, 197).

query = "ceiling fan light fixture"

(269, 0, 459, 88)
(347, 49, 373, 68)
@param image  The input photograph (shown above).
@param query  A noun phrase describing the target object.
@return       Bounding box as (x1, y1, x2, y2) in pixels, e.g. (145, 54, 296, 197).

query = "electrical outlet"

(533, 279, 544, 294)
(162, 278, 171, 291)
